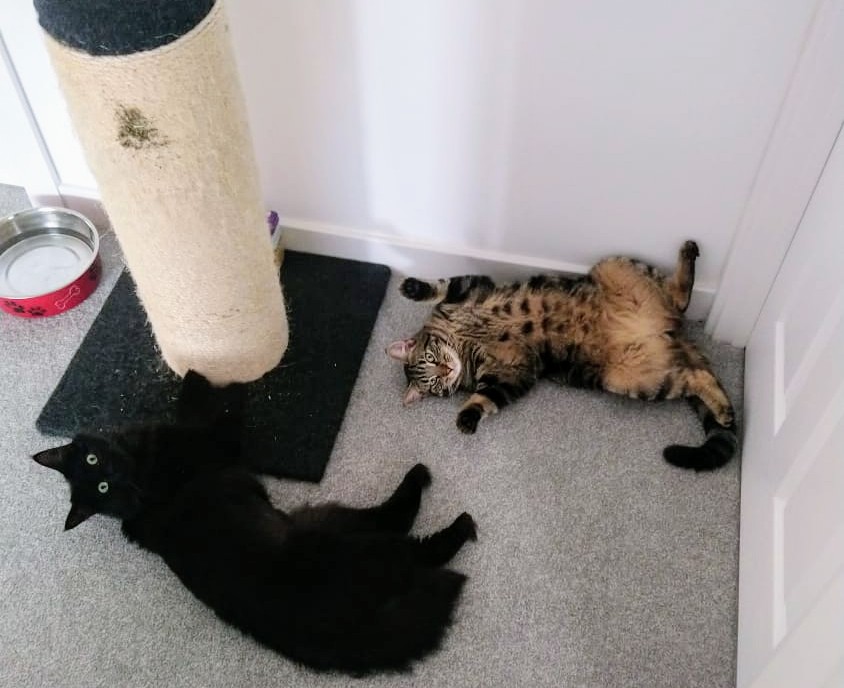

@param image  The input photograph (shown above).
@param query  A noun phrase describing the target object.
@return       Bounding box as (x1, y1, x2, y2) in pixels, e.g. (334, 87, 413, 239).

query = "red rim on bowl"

(0, 207, 101, 318)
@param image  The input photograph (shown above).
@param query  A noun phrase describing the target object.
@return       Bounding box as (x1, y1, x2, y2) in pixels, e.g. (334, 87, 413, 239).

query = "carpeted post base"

(37, 251, 390, 482)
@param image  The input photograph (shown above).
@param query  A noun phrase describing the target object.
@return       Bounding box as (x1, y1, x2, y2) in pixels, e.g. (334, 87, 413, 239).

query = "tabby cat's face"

(32, 433, 142, 530)
(387, 334, 462, 405)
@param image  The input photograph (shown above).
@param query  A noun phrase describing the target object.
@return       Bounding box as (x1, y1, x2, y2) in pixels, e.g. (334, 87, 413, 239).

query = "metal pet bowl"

(0, 207, 101, 318)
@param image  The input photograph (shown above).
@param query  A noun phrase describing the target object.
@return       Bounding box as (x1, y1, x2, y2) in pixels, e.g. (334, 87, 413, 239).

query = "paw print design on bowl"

(0, 207, 101, 318)
(4, 300, 25, 314)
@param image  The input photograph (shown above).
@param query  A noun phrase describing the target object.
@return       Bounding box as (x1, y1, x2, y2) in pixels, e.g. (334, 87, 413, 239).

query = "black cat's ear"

(387, 339, 415, 362)
(64, 502, 96, 531)
(32, 444, 73, 475)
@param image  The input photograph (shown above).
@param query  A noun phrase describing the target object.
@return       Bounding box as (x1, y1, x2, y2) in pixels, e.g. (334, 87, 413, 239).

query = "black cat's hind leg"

(415, 513, 477, 566)
(370, 463, 431, 532)
(290, 464, 431, 534)
(665, 240, 698, 313)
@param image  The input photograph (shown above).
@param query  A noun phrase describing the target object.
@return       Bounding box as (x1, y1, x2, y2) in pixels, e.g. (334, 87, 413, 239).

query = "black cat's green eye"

(97, 481, 109, 494)
(86, 454, 98, 465)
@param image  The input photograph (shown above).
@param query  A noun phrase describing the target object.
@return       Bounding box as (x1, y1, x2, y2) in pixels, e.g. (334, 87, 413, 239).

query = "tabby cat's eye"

(86, 454, 98, 465)
(425, 352, 436, 363)
(97, 481, 109, 494)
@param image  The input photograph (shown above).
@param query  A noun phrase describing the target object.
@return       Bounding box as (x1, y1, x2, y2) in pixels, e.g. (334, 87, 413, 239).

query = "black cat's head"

(32, 433, 143, 531)
(387, 332, 462, 405)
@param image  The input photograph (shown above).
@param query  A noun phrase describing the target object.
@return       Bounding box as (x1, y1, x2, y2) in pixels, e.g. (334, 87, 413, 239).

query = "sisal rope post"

(38, 1, 287, 384)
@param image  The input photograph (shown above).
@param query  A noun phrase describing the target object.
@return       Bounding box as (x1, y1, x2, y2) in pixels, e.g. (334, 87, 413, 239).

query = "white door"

(737, 124, 844, 688)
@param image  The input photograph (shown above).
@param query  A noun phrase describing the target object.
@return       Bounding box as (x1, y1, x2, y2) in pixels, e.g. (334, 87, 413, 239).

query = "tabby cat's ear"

(64, 503, 96, 531)
(386, 339, 415, 362)
(32, 444, 73, 475)
(403, 384, 424, 406)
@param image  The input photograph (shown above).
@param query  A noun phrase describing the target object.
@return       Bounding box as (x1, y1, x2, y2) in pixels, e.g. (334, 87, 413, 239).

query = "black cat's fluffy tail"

(177, 370, 247, 457)
(663, 397, 738, 471)
(282, 567, 467, 676)
(177, 371, 247, 424)
(343, 570, 466, 675)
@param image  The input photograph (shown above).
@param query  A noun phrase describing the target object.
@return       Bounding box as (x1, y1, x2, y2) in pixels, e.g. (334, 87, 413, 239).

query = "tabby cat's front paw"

(456, 408, 481, 434)
(400, 277, 434, 301)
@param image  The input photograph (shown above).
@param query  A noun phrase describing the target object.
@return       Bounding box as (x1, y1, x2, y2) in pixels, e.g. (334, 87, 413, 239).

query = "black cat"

(32, 372, 476, 675)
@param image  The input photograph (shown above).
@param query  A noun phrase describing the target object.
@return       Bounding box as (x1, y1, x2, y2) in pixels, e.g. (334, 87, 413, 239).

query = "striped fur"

(387, 241, 737, 471)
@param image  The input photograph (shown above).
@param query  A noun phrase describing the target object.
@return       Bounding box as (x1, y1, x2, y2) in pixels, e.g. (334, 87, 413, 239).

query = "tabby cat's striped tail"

(662, 397, 738, 471)
(400, 276, 494, 305)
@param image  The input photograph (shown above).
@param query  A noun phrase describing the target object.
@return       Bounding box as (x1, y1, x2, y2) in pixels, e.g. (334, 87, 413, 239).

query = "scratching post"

(34, 0, 287, 384)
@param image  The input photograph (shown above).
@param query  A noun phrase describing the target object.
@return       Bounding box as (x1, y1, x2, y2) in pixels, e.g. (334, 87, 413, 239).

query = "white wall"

(2, 0, 820, 304)
(227, 0, 818, 292)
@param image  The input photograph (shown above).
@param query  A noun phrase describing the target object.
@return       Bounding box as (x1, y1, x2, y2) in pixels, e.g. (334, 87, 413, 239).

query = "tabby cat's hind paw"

(715, 406, 735, 427)
(406, 463, 432, 489)
(681, 240, 700, 259)
(400, 277, 435, 301)
(456, 408, 481, 434)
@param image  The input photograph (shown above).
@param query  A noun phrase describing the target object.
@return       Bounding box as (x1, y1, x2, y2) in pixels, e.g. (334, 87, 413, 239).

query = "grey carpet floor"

(0, 186, 743, 688)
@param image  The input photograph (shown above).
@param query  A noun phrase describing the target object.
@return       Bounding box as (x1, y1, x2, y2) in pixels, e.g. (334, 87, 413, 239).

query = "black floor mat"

(37, 251, 391, 482)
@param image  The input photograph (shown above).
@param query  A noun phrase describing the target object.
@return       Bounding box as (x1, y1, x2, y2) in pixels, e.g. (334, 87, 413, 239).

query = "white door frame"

(0, 31, 61, 206)
(706, 0, 844, 347)
(0, 12, 107, 227)
(735, 117, 844, 688)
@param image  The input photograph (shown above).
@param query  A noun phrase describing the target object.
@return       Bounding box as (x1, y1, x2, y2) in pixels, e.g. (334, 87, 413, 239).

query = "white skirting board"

(59, 190, 717, 323)
(278, 217, 717, 322)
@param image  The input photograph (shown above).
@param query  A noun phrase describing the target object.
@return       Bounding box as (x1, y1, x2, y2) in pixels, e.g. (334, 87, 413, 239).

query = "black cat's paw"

(400, 277, 434, 301)
(681, 240, 700, 260)
(406, 463, 432, 489)
(454, 512, 478, 542)
(456, 407, 481, 434)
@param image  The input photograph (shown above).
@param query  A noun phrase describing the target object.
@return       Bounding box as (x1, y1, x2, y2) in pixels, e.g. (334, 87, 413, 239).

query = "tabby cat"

(387, 241, 737, 471)
(32, 372, 476, 675)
